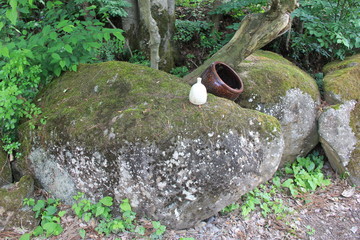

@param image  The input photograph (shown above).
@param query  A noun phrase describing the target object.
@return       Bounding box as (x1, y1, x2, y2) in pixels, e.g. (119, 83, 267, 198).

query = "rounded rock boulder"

(234, 50, 321, 166)
(18, 61, 284, 229)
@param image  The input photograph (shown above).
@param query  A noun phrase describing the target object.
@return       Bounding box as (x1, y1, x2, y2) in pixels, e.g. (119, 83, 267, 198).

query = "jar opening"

(215, 64, 241, 90)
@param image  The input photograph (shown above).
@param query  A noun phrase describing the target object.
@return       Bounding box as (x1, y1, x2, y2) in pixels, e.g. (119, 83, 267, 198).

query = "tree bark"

(138, 0, 161, 69)
(183, 0, 298, 84)
(122, 0, 176, 71)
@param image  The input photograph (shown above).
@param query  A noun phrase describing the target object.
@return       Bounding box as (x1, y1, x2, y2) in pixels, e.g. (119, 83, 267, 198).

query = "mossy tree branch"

(183, 0, 298, 84)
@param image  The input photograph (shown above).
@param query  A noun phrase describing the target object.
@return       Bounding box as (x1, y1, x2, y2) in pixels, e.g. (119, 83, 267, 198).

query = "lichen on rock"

(319, 54, 360, 185)
(319, 100, 359, 185)
(234, 50, 320, 166)
(18, 61, 285, 229)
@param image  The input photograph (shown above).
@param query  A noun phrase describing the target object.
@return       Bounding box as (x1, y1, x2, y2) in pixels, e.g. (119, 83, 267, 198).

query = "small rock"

(341, 187, 355, 198)
(195, 221, 206, 230)
(350, 226, 358, 234)
(257, 218, 265, 226)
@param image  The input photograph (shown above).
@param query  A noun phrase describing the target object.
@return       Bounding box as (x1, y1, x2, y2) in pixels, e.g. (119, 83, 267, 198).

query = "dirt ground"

(1, 161, 359, 240)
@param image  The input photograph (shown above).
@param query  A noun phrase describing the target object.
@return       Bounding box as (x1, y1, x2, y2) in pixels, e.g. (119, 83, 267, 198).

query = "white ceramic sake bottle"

(189, 77, 207, 105)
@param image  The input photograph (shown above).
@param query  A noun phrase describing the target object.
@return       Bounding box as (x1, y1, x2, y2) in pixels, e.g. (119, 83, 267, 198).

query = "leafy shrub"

(265, 0, 360, 71)
(222, 152, 331, 218)
(291, 0, 360, 61)
(129, 50, 151, 67)
(21, 193, 167, 239)
(282, 152, 331, 196)
(176, 0, 215, 8)
(174, 19, 222, 67)
(210, 0, 268, 19)
(174, 20, 214, 44)
(170, 66, 190, 77)
(0, 0, 126, 154)
(96, 38, 125, 61)
(21, 198, 66, 239)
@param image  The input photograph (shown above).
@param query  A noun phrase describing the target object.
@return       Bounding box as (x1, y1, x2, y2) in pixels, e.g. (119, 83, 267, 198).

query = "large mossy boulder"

(322, 54, 360, 104)
(18, 61, 284, 229)
(234, 50, 321, 166)
(0, 144, 12, 186)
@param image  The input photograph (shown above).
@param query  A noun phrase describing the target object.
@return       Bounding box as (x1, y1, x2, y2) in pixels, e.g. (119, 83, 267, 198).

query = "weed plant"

(222, 152, 331, 219)
(20, 193, 167, 240)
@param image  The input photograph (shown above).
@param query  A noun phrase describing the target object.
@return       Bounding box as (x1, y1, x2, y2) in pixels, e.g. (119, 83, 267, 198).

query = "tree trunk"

(138, 0, 161, 69)
(183, 0, 298, 84)
(122, 0, 176, 71)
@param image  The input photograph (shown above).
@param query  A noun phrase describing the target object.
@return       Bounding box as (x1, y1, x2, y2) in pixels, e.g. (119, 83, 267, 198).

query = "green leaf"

(306, 161, 315, 172)
(83, 212, 92, 222)
(152, 221, 161, 229)
(59, 60, 66, 69)
(6, 8, 18, 25)
(135, 225, 145, 235)
(0, 46, 10, 58)
(62, 25, 74, 33)
(0, 22, 4, 31)
(54, 67, 61, 76)
(56, 20, 69, 29)
(33, 226, 44, 236)
(49, 32, 58, 40)
(19, 233, 31, 240)
(43, 222, 57, 236)
(284, 166, 293, 174)
(282, 179, 294, 188)
(51, 53, 61, 61)
(45, 205, 58, 216)
(64, 44, 73, 53)
(120, 199, 132, 212)
(112, 30, 124, 41)
(308, 179, 317, 191)
(112, 220, 125, 230)
(95, 206, 105, 217)
(289, 187, 298, 197)
(32, 200, 46, 212)
(58, 210, 67, 217)
(79, 229, 86, 239)
(100, 196, 113, 206)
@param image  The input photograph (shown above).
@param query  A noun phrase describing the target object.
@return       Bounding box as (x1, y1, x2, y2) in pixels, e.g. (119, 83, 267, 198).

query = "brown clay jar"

(200, 61, 244, 101)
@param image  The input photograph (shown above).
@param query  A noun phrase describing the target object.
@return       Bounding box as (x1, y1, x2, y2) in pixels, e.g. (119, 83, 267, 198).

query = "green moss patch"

(235, 50, 320, 109)
(323, 56, 360, 103)
(349, 102, 360, 185)
(323, 54, 360, 74)
(0, 175, 34, 211)
(20, 61, 281, 154)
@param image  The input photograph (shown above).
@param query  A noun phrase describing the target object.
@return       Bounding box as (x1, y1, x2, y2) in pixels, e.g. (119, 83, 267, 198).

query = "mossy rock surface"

(349, 102, 360, 185)
(322, 54, 360, 104)
(0, 175, 36, 230)
(233, 50, 320, 166)
(0, 144, 12, 186)
(323, 54, 360, 74)
(235, 50, 320, 109)
(18, 61, 285, 229)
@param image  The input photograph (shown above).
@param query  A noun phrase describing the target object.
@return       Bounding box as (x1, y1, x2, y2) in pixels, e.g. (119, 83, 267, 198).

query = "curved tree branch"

(183, 0, 298, 84)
